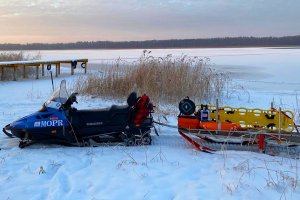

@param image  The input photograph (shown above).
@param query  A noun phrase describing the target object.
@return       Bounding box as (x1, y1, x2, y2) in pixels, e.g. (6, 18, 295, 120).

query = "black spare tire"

(179, 98, 196, 115)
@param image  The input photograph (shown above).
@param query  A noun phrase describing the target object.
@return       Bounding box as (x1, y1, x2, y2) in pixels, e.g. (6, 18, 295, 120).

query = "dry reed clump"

(0, 51, 41, 81)
(76, 50, 230, 104)
(0, 52, 25, 61)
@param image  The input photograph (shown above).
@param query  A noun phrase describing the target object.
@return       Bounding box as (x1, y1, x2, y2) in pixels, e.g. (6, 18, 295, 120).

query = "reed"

(75, 50, 230, 104)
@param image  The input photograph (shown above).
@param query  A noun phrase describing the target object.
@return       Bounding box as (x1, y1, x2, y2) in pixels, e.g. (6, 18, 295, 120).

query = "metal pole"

(216, 99, 221, 130)
(271, 100, 274, 109)
(279, 107, 282, 136)
(50, 71, 54, 92)
(258, 133, 265, 153)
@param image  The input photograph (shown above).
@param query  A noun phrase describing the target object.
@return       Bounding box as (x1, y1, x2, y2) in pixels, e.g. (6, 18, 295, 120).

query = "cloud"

(0, 0, 299, 43)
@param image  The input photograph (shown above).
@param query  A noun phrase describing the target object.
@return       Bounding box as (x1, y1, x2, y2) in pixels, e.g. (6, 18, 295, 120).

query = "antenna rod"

(47, 64, 54, 92)
(50, 71, 54, 92)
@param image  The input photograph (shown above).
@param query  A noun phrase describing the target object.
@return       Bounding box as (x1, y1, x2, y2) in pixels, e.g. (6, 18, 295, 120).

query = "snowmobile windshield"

(44, 80, 69, 110)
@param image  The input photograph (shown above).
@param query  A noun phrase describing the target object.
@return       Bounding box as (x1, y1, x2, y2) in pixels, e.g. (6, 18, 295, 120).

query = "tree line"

(1, 35, 300, 50)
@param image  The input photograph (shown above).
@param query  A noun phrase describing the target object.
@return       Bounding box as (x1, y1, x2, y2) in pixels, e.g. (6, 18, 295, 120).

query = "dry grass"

(0, 51, 41, 81)
(75, 50, 230, 104)
(0, 52, 26, 61)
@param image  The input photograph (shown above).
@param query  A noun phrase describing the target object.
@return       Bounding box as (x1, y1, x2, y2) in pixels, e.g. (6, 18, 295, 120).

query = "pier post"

(13, 66, 17, 81)
(42, 64, 44, 77)
(55, 64, 58, 77)
(35, 65, 39, 79)
(1, 67, 4, 81)
(23, 65, 26, 78)
(58, 63, 61, 75)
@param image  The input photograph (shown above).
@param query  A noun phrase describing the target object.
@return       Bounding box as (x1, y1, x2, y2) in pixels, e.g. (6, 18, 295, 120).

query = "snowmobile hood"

(10, 117, 27, 129)
(10, 107, 69, 130)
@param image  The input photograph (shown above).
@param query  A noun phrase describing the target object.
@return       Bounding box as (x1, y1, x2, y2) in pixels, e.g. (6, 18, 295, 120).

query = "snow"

(0, 48, 300, 199)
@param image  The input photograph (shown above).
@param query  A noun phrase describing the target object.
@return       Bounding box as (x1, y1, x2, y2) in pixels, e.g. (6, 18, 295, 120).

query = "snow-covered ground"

(0, 48, 300, 199)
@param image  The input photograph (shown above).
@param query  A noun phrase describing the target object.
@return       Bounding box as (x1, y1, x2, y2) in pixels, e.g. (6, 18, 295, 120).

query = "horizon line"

(1, 35, 300, 45)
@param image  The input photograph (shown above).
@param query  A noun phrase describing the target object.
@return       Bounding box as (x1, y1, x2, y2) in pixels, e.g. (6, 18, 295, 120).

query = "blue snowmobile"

(3, 80, 154, 148)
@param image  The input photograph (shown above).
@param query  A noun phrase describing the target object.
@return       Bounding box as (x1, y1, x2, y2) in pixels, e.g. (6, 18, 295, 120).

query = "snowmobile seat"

(97, 92, 137, 116)
(78, 91, 136, 115)
(70, 92, 137, 127)
(74, 108, 110, 121)
(109, 105, 130, 116)
(72, 106, 129, 126)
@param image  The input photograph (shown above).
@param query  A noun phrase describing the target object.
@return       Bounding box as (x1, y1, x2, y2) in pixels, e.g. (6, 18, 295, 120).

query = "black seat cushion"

(110, 105, 129, 111)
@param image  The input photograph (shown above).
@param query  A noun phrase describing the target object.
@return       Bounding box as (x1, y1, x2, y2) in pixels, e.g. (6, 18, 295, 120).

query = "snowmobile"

(3, 80, 155, 148)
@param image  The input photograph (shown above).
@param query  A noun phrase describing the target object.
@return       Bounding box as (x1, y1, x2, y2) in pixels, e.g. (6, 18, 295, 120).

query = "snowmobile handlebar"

(62, 92, 78, 110)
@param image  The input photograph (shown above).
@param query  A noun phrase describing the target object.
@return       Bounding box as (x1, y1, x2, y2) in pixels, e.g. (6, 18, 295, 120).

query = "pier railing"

(0, 59, 88, 81)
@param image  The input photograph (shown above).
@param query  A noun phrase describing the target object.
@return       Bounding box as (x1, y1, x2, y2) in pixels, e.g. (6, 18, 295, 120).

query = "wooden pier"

(0, 59, 88, 81)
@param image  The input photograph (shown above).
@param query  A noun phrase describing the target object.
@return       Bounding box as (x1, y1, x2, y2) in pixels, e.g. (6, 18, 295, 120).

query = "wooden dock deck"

(0, 59, 88, 81)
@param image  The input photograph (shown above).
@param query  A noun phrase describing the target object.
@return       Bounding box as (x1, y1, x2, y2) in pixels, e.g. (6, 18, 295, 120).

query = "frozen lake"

(2, 47, 300, 110)
(19, 47, 300, 88)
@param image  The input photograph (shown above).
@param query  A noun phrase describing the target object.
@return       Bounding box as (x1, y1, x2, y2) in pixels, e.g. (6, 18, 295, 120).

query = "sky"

(0, 0, 299, 43)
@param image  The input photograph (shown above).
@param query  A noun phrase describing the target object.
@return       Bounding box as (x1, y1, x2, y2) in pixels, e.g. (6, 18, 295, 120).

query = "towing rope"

(154, 121, 178, 129)
(66, 118, 80, 146)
